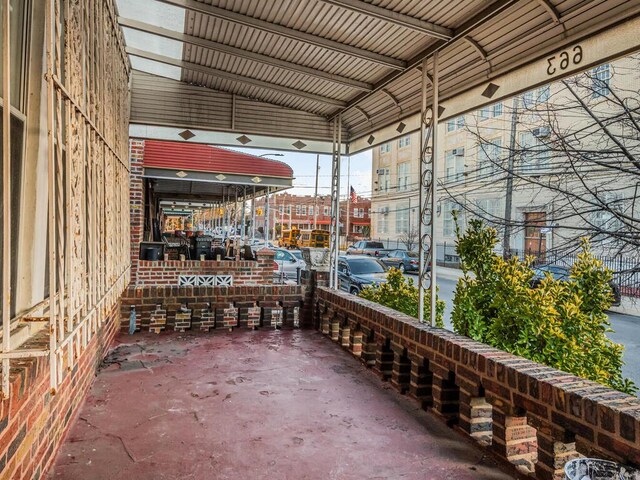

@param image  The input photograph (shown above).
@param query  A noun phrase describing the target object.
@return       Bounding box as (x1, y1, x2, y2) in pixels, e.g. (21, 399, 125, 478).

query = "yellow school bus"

(298, 229, 329, 248)
(278, 227, 301, 249)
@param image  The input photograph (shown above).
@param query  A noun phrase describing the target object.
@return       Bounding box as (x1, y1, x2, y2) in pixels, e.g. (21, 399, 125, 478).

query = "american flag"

(350, 186, 357, 203)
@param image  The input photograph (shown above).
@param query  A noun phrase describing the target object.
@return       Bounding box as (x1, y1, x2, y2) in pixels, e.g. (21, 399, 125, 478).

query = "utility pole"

(502, 96, 519, 259)
(313, 154, 320, 229)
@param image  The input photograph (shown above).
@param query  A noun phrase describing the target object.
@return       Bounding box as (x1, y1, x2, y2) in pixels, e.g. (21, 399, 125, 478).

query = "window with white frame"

(592, 192, 624, 234)
(477, 139, 502, 177)
(323, 206, 329, 216)
(301, 205, 307, 215)
(522, 86, 550, 107)
(378, 213, 388, 234)
(397, 162, 410, 191)
(379, 143, 391, 154)
(398, 135, 411, 148)
(592, 64, 611, 98)
(475, 198, 502, 224)
(286, 205, 291, 214)
(446, 116, 465, 133)
(295, 205, 301, 215)
(278, 205, 283, 214)
(443, 201, 463, 237)
(378, 168, 391, 192)
(519, 130, 550, 173)
(444, 148, 465, 183)
(396, 204, 410, 234)
(353, 225, 364, 234)
(308, 206, 314, 216)
(479, 102, 503, 120)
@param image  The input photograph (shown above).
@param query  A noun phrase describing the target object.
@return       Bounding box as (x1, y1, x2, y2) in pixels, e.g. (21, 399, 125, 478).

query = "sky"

(229, 147, 373, 199)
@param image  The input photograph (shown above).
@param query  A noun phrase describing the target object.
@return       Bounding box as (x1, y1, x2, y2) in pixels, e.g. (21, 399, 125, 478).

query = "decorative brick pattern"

(120, 285, 303, 333)
(174, 308, 192, 332)
(149, 304, 167, 334)
(314, 287, 640, 479)
(222, 304, 238, 329)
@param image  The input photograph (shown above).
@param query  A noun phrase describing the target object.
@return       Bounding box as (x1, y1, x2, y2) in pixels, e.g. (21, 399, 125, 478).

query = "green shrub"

(359, 268, 445, 328)
(452, 217, 636, 395)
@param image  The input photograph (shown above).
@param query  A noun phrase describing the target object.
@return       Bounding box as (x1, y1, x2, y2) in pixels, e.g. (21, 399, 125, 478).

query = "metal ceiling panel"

(122, 0, 640, 154)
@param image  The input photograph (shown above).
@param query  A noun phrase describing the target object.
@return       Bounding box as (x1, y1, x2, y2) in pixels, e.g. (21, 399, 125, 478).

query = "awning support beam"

(127, 47, 347, 108)
(320, 0, 452, 40)
(154, 0, 407, 70)
(118, 17, 373, 92)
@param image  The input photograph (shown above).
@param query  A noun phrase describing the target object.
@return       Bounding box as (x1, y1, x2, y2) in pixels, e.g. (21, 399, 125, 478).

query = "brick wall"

(135, 252, 274, 286)
(129, 139, 145, 284)
(120, 284, 304, 332)
(314, 287, 640, 480)
(0, 305, 121, 480)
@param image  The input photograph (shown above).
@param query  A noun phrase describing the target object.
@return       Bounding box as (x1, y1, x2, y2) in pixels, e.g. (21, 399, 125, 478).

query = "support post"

(430, 52, 439, 327)
(251, 186, 256, 240)
(313, 154, 319, 229)
(265, 187, 270, 244)
(329, 116, 341, 289)
(241, 186, 246, 239)
(2, 0, 12, 396)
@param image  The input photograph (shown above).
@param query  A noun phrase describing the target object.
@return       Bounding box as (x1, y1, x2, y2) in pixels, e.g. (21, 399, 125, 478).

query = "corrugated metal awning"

(117, 0, 640, 153)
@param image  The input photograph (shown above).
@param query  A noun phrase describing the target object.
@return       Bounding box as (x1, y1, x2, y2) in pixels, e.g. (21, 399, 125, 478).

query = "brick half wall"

(0, 304, 121, 480)
(314, 286, 640, 480)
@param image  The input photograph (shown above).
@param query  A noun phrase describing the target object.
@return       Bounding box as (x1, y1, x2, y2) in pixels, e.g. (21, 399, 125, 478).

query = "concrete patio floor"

(47, 329, 516, 480)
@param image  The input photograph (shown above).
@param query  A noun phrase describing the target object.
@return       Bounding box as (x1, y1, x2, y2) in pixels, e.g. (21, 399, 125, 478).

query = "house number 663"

(546, 45, 583, 75)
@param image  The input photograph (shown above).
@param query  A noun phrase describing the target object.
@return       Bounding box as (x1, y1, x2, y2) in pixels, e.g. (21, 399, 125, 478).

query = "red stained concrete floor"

(47, 330, 516, 480)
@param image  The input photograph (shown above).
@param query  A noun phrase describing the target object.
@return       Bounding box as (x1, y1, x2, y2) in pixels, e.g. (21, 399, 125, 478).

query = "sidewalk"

(434, 266, 639, 319)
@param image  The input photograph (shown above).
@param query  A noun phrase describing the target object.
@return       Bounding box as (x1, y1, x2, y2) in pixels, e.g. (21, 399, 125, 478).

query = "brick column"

(491, 409, 538, 475)
(431, 370, 460, 424)
(338, 318, 350, 348)
(408, 354, 433, 409)
(360, 327, 376, 367)
(535, 428, 578, 480)
(129, 139, 145, 284)
(390, 343, 411, 394)
(374, 337, 393, 380)
(348, 325, 363, 357)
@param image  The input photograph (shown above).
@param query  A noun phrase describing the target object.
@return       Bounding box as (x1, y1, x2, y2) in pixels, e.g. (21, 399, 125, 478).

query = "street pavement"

(403, 272, 640, 393)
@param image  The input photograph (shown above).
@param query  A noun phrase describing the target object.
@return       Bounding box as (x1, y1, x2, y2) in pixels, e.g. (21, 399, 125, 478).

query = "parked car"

(273, 248, 306, 281)
(380, 250, 421, 273)
(338, 255, 388, 295)
(345, 241, 392, 257)
(530, 264, 621, 306)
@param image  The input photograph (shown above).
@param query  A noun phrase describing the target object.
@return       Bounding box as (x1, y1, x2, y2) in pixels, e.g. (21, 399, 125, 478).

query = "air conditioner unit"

(452, 148, 465, 156)
(376, 168, 385, 175)
(381, 207, 389, 215)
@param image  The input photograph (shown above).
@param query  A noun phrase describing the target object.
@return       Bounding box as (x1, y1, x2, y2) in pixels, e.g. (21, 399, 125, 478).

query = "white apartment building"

(371, 56, 640, 259)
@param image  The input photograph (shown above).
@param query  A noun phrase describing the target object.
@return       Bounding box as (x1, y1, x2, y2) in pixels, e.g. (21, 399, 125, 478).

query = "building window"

(398, 135, 411, 148)
(301, 205, 307, 215)
(378, 168, 390, 192)
(353, 225, 364, 234)
(397, 162, 410, 191)
(592, 193, 623, 233)
(286, 205, 291, 215)
(295, 205, 301, 215)
(367, 209, 371, 217)
(379, 143, 391, 154)
(308, 206, 313, 216)
(396, 204, 410, 234)
(477, 139, 502, 177)
(522, 86, 550, 107)
(278, 205, 283, 214)
(323, 206, 329, 216)
(0, 0, 28, 108)
(378, 212, 388, 234)
(446, 116, 465, 133)
(444, 148, 465, 183)
(475, 198, 502, 224)
(443, 201, 463, 237)
(479, 102, 503, 120)
(519, 130, 550, 173)
(592, 64, 611, 98)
